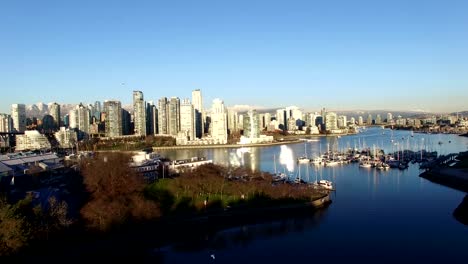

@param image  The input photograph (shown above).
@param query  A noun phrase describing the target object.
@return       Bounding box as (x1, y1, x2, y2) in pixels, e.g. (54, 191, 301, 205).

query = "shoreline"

(152, 133, 357, 151)
(420, 168, 468, 193)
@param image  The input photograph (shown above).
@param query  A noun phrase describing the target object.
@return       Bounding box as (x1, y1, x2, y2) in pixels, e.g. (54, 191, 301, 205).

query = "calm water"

(154, 128, 468, 263)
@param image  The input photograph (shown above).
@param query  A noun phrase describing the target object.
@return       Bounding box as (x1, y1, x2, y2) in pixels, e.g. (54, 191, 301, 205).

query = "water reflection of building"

(235, 147, 260, 172)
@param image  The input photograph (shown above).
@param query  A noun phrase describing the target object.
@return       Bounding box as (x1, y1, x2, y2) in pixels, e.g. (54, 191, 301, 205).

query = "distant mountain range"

(25, 102, 133, 118)
(24, 102, 466, 119)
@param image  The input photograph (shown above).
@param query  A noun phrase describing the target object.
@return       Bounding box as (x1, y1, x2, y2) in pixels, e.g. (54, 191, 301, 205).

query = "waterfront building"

(387, 113, 393, 124)
(0, 114, 13, 133)
(11, 104, 26, 132)
(54, 127, 78, 148)
(376, 114, 382, 125)
(287, 117, 297, 132)
(259, 113, 265, 129)
(338, 115, 347, 128)
(286, 106, 302, 121)
(264, 113, 271, 128)
(16, 130, 51, 151)
(180, 98, 196, 141)
(192, 89, 204, 138)
(133, 91, 146, 136)
(309, 125, 320, 134)
(358, 116, 364, 126)
(244, 110, 260, 138)
(158, 97, 169, 135)
(325, 112, 338, 131)
(168, 97, 180, 136)
(239, 109, 273, 144)
(238, 114, 244, 130)
(276, 109, 286, 130)
(367, 114, 373, 125)
(210, 99, 228, 144)
(396, 116, 407, 126)
(350, 117, 356, 125)
(227, 109, 239, 133)
(267, 119, 279, 131)
(49, 102, 61, 128)
(104, 100, 122, 137)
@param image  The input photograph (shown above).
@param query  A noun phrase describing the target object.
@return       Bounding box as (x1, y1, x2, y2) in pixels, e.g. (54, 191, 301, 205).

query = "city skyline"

(2, 0, 468, 113)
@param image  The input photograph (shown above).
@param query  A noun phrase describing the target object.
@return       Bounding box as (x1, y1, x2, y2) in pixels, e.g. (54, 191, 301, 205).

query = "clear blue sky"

(1, 0, 467, 113)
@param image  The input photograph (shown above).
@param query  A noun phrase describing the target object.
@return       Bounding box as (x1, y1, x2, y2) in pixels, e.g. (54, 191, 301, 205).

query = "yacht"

(297, 156, 311, 163)
(318, 180, 333, 190)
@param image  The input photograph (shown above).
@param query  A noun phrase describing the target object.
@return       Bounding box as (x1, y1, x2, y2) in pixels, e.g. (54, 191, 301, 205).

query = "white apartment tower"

(387, 113, 393, 124)
(180, 99, 196, 141)
(276, 109, 286, 130)
(49, 102, 61, 128)
(244, 110, 260, 138)
(168, 97, 180, 136)
(210, 99, 227, 144)
(133, 91, 146, 136)
(11, 104, 26, 132)
(0, 114, 13, 132)
(69, 103, 90, 138)
(324, 112, 338, 131)
(54, 127, 78, 148)
(227, 109, 238, 133)
(104, 100, 122, 137)
(192, 89, 204, 138)
(158, 97, 168, 134)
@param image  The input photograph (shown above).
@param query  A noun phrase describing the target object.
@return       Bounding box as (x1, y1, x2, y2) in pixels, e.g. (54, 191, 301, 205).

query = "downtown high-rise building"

(146, 101, 158, 135)
(168, 97, 180, 136)
(122, 108, 132, 135)
(104, 100, 122, 137)
(338, 115, 347, 128)
(264, 113, 271, 128)
(158, 97, 168, 135)
(227, 109, 239, 133)
(0, 114, 13, 132)
(367, 114, 373, 125)
(210, 99, 227, 144)
(180, 98, 195, 141)
(133, 91, 146, 136)
(376, 114, 382, 125)
(244, 110, 260, 138)
(94, 101, 102, 121)
(69, 103, 90, 139)
(324, 112, 338, 131)
(192, 89, 204, 138)
(276, 109, 287, 130)
(11, 104, 26, 132)
(49, 102, 61, 128)
(387, 113, 393, 124)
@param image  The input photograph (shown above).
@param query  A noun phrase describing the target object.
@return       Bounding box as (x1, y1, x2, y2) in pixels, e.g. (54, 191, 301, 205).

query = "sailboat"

(294, 164, 306, 184)
(297, 143, 311, 163)
(272, 154, 287, 183)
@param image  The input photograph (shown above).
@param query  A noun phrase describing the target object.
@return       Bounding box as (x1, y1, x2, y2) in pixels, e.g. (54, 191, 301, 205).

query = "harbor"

(154, 127, 468, 263)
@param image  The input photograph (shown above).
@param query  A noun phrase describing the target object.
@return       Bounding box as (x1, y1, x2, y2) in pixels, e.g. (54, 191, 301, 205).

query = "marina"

(154, 127, 468, 263)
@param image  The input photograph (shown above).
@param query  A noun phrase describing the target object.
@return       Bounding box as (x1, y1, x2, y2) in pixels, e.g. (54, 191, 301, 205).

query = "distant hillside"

(450, 111, 468, 117)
